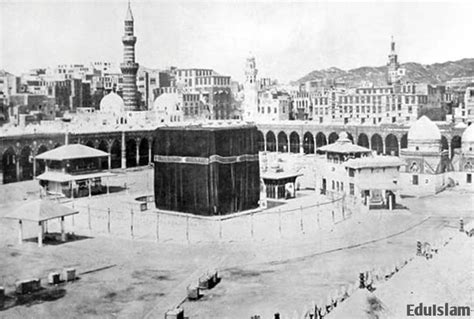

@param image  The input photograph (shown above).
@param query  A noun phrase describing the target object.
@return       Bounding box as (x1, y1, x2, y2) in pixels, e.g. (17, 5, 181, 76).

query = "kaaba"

(153, 124, 260, 216)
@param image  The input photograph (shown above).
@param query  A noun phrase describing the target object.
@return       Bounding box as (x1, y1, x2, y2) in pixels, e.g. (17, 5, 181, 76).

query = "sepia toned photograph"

(0, 0, 473, 318)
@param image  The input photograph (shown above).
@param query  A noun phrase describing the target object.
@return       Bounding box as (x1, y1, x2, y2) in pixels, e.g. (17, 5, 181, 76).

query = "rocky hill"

(295, 58, 474, 87)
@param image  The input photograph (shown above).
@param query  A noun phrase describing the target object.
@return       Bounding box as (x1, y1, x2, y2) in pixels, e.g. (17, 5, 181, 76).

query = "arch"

(2, 147, 17, 184)
(85, 140, 94, 148)
(303, 132, 314, 154)
(256, 131, 265, 152)
(19, 146, 33, 181)
(315, 132, 327, 148)
(385, 134, 399, 156)
(266, 131, 276, 152)
(346, 132, 354, 143)
(126, 139, 137, 168)
(441, 136, 449, 151)
(328, 132, 339, 144)
(36, 145, 48, 175)
(110, 139, 121, 169)
(401, 134, 408, 149)
(139, 138, 149, 166)
(371, 134, 384, 155)
(98, 140, 109, 169)
(289, 132, 300, 153)
(451, 135, 462, 158)
(357, 133, 369, 148)
(277, 131, 288, 152)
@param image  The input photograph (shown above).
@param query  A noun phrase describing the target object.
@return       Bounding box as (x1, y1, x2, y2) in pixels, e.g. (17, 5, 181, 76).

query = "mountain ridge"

(294, 58, 474, 87)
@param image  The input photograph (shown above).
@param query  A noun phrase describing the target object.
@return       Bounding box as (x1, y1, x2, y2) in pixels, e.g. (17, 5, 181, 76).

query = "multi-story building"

(454, 86, 474, 125)
(256, 89, 291, 122)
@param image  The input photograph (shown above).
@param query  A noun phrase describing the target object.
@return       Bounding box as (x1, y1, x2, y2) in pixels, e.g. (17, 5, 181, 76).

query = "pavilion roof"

(36, 171, 115, 183)
(36, 144, 109, 161)
(4, 199, 78, 222)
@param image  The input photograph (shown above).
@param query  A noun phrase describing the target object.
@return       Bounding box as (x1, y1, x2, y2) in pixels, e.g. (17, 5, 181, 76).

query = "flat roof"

(36, 144, 109, 161)
(345, 156, 405, 169)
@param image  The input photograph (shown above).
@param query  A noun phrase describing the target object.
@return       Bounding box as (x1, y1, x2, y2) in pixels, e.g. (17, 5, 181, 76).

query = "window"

(349, 183, 354, 195)
(332, 181, 335, 190)
(348, 168, 355, 177)
(467, 174, 472, 184)
(412, 175, 419, 185)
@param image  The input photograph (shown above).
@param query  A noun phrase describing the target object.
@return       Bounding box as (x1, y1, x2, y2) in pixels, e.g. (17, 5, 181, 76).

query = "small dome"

(337, 132, 351, 143)
(100, 92, 125, 114)
(462, 124, 474, 144)
(408, 116, 441, 141)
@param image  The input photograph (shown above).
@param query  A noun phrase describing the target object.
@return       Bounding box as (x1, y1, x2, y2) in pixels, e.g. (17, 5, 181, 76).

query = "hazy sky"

(1, 0, 473, 82)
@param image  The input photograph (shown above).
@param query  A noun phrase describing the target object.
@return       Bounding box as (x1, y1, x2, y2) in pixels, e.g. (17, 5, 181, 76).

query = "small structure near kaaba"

(4, 199, 79, 247)
(35, 144, 115, 198)
(153, 123, 260, 216)
(261, 164, 302, 200)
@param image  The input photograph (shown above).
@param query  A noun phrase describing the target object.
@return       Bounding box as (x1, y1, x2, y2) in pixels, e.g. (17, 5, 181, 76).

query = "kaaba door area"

(153, 125, 261, 216)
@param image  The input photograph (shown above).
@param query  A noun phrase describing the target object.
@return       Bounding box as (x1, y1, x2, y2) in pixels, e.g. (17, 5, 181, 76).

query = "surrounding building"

(315, 132, 403, 210)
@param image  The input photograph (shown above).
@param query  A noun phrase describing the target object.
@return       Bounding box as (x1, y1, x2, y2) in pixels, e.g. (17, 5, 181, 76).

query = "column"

(136, 138, 140, 166)
(38, 221, 43, 248)
(448, 140, 452, 159)
(299, 140, 304, 154)
(148, 140, 152, 165)
(287, 138, 291, 154)
(16, 158, 20, 182)
(108, 155, 111, 171)
(397, 137, 401, 153)
(60, 217, 66, 241)
(382, 139, 387, 155)
(88, 179, 92, 198)
(263, 134, 267, 152)
(106, 177, 110, 195)
(18, 220, 23, 245)
(33, 153, 36, 178)
(65, 132, 69, 145)
(121, 131, 126, 169)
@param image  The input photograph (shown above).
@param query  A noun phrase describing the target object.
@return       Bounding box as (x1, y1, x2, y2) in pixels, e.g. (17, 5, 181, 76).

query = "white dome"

(462, 124, 474, 144)
(408, 116, 441, 141)
(152, 93, 181, 112)
(100, 92, 125, 114)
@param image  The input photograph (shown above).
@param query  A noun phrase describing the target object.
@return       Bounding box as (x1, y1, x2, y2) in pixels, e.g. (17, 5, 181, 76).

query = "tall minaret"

(120, 1, 139, 111)
(387, 36, 400, 85)
(243, 55, 258, 121)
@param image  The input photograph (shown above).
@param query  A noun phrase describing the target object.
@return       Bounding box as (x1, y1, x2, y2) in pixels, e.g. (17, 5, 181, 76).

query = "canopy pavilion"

(35, 144, 115, 198)
(4, 199, 79, 247)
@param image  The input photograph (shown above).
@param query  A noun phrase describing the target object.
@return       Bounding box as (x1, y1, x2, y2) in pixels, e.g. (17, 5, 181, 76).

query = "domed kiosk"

(399, 116, 452, 195)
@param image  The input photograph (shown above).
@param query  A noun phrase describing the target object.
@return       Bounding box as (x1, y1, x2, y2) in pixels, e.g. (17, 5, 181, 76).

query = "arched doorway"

(98, 140, 109, 169)
(316, 132, 327, 148)
(357, 133, 369, 148)
(385, 134, 399, 156)
(36, 145, 48, 175)
(139, 138, 149, 166)
(401, 134, 408, 149)
(303, 132, 314, 154)
(266, 131, 276, 152)
(19, 146, 33, 181)
(289, 132, 300, 153)
(126, 139, 137, 168)
(371, 134, 384, 155)
(257, 131, 265, 152)
(328, 132, 339, 144)
(277, 131, 288, 152)
(110, 140, 121, 169)
(451, 135, 462, 158)
(441, 136, 449, 151)
(2, 147, 17, 184)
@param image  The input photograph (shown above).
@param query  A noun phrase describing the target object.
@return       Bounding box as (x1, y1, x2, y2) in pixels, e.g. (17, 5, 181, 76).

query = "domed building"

(99, 92, 127, 124)
(399, 116, 453, 195)
(151, 93, 183, 123)
(451, 124, 474, 189)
